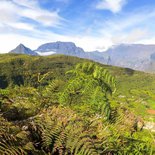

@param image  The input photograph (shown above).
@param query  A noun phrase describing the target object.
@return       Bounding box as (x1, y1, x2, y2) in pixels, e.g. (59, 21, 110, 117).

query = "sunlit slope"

(0, 53, 155, 94)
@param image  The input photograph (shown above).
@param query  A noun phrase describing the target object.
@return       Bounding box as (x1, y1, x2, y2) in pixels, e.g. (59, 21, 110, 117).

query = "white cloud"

(9, 23, 35, 31)
(103, 9, 155, 33)
(0, 1, 20, 23)
(71, 36, 112, 51)
(96, 0, 127, 13)
(0, 34, 44, 53)
(136, 37, 155, 45)
(22, 9, 62, 27)
(0, 0, 63, 30)
(12, 0, 39, 9)
(96, 6, 155, 46)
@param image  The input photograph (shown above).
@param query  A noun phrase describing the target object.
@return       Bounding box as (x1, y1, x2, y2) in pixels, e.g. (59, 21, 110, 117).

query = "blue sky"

(0, 0, 155, 52)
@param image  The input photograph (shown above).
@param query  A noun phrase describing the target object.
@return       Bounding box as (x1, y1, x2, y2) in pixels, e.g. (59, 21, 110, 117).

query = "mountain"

(35, 41, 108, 63)
(104, 44, 155, 71)
(35, 42, 155, 71)
(10, 44, 38, 55)
(9, 42, 155, 72)
(35, 41, 85, 56)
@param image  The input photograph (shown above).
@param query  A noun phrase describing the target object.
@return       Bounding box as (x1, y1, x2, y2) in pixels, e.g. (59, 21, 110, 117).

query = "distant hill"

(9, 42, 155, 72)
(105, 44, 155, 71)
(34, 41, 107, 63)
(10, 44, 38, 56)
(35, 41, 85, 56)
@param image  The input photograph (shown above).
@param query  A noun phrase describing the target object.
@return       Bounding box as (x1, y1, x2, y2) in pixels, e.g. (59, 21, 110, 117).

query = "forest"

(0, 54, 155, 155)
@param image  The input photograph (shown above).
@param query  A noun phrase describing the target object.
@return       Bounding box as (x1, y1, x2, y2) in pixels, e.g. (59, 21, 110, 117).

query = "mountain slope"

(35, 41, 85, 56)
(10, 44, 38, 55)
(0, 53, 155, 93)
(105, 44, 155, 71)
(35, 41, 108, 63)
(1, 53, 155, 126)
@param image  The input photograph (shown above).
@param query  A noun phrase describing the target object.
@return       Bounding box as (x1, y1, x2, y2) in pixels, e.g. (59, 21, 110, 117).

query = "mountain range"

(9, 41, 155, 72)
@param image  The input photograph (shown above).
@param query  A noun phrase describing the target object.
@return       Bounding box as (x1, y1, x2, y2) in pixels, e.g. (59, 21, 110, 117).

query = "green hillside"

(1, 53, 155, 91)
(0, 53, 155, 154)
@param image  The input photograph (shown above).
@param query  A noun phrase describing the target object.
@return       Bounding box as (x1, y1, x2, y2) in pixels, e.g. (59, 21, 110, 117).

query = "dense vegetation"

(0, 54, 155, 154)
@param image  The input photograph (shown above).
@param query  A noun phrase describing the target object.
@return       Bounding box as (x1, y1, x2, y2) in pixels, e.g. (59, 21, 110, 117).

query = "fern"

(43, 79, 65, 107)
(29, 107, 100, 155)
(0, 116, 28, 155)
(60, 62, 116, 118)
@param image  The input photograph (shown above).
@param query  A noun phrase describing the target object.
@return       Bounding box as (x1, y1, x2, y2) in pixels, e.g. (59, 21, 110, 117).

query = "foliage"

(59, 62, 116, 119)
(0, 54, 155, 154)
